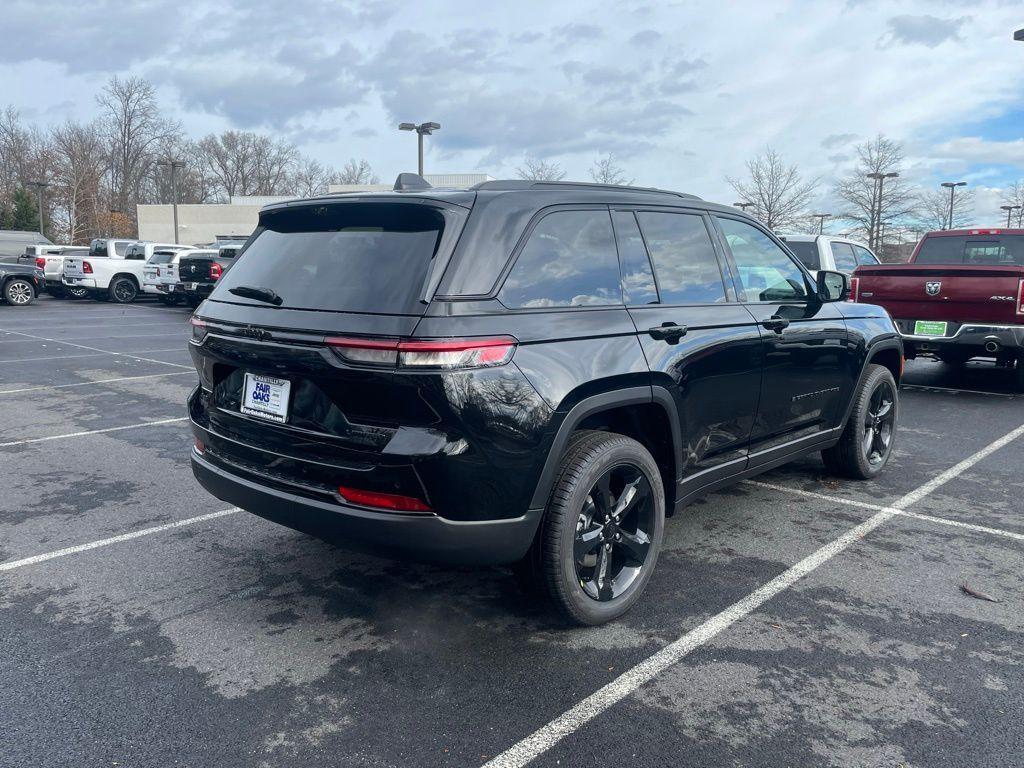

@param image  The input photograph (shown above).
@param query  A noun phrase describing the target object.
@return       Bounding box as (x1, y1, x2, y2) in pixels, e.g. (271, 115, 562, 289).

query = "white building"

(138, 174, 495, 245)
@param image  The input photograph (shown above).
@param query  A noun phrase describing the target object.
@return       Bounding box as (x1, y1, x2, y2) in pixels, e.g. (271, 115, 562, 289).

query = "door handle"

(648, 322, 688, 343)
(761, 316, 790, 333)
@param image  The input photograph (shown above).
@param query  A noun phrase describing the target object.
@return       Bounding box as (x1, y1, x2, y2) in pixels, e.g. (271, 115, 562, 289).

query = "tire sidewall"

(550, 438, 665, 624)
(4, 278, 35, 306)
(848, 366, 898, 478)
(109, 277, 137, 304)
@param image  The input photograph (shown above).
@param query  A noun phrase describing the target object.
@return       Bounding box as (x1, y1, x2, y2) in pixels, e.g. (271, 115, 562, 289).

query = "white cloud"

(932, 137, 1024, 167)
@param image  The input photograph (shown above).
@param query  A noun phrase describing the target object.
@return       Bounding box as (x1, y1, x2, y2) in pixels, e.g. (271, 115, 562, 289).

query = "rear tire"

(822, 364, 898, 480)
(3, 278, 35, 306)
(65, 285, 88, 299)
(109, 276, 138, 304)
(530, 430, 665, 626)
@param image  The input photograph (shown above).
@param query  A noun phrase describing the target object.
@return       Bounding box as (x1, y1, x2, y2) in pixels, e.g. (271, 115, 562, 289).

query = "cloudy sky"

(3, 0, 1023, 227)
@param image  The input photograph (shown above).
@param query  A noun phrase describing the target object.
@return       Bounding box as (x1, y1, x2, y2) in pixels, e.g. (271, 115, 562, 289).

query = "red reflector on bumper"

(338, 485, 432, 512)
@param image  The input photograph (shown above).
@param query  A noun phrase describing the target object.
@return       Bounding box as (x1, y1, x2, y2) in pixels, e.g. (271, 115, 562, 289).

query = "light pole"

(157, 159, 186, 244)
(733, 201, 755, 212)
(26, 180, 49, 237)
(940, 181, 967, 230)
(1000, 204, 1021, 227)
(811, 213, 830, 234)
(866, 172, 898, 250)
(398, 122, 441, 176)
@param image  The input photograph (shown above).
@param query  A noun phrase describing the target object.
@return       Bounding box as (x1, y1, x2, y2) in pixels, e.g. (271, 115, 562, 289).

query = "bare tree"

(1001, 181, 1024, 227)
(727, 147, 817, 232)
(196, 130, 298, 199)
(917, 186, 976, 231)
(96, 76, 181, 217)
(516, 157, 566, 181)
(330, 158, 379, 185)
(589, 153, 632, 185)
(50, 120, 107, 244)
(0, 107, 55, 224)
(834, 135, 919, 252)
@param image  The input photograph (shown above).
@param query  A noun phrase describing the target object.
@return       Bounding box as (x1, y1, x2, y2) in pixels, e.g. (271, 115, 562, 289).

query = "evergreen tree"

(0, 204, 14, 230)
(10, 188, 39, 232)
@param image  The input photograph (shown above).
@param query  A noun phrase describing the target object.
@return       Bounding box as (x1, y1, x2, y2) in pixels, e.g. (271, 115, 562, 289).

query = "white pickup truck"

(779, 235, 880, 276)
(63, 240, 189, 303)
(21, 245, 89, 297)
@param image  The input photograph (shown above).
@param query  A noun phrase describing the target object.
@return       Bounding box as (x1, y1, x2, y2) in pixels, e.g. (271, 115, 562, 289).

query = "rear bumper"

(898, 321, 1024, 356)
(63, 277, 96, 288)
(191, 449, 541, 565)
(142, 282, 162, 294)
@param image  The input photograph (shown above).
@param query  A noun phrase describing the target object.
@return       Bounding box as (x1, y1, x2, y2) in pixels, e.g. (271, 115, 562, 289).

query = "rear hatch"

(189, 199, 468, 496)
(854, 231, 1024, 330)
(145, 250, 178, 285)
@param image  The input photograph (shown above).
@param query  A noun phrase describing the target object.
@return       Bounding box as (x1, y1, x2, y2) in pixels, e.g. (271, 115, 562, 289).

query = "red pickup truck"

(851, 228, 1024, 390)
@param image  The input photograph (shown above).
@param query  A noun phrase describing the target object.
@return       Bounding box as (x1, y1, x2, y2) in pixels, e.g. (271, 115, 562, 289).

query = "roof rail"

(394, 173, 432, 191)
(469, 179, 701, 200)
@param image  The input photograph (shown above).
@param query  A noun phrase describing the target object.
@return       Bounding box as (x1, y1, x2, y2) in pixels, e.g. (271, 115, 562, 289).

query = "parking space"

(2, 296, 1022, 767)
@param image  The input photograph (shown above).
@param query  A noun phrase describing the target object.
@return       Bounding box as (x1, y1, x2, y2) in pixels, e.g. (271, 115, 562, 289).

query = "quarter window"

(636, 212, 726, 304)
(612, 211, 658, 305)
(853, 245, 879, 265)
(499, 210, 621, 308)
(829, 242, 858, 272)
(716, 217, 808, 302)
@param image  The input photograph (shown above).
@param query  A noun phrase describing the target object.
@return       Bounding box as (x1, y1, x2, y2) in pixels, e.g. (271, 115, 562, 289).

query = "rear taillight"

(848, 276, 860, 303)
(210, 262, 222, 280)
(337, 485, 431, 513)
(82, 261, 93, 274)
(1017, 279, 1024, 316)
(189, 316, 208, 342)
(35, 257, 46, 269)
(324, 336, 517, 370)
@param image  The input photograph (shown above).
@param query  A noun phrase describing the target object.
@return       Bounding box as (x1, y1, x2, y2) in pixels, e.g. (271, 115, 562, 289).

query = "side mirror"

(816, 270, 849, 302)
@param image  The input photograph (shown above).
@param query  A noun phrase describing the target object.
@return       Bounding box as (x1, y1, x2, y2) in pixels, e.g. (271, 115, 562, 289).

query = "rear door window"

(612, 211, 659, 305)
(853, 245, 879, 265)
(636, 211, 727, 304)
(499, 209, 621, 308)
(125, 245, 146, 260)
(784, 240, 820, 270)
(829, 242, 858, 271)
(214, 203, 449, 314)
(113, 242, 130, 256)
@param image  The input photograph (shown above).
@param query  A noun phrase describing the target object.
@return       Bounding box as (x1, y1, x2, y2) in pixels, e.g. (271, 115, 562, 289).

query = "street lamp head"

(1015, 28, 1023, 41)
(422, 122, 441, 131)
(940, 181, 967, 188)
(884, 172, 899, 179)
(398, 122, 416, 131)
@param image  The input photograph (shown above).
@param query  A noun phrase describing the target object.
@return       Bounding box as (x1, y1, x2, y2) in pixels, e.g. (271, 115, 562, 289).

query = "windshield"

(783, 240, 820, 270)
(213, 203, 447, 314)
(915, 235, 1024, 265)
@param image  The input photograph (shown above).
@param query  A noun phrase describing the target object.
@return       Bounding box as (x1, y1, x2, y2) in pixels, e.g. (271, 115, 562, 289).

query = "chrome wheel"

(862, 379, 895, 465)
(67, 286, 88, 299)
(574, 463, 655, 602)
(6, 280, 33, 305)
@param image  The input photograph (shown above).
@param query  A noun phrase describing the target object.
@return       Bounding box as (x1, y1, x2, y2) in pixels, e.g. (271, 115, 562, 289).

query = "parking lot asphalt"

(2, 296, 1022, 768)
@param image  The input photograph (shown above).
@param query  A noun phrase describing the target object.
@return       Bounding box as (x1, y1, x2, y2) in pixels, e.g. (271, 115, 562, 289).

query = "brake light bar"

(82, 260, 93, 274)
(1017, 279, 1024, 316)
(324, 336, 517, 370)
(337, 485, 431, 513)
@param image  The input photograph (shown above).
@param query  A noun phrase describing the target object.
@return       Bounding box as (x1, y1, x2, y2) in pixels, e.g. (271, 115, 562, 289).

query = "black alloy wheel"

(574, 464, 656, 602)
(862, 379, 895, 466)
(110, 277, 138, 304)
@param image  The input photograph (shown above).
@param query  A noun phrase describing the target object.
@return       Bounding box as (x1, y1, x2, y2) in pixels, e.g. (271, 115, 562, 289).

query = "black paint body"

(188, 183, 902, 564)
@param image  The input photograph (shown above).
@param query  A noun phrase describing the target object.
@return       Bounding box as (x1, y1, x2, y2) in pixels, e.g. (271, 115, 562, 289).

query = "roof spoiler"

(394, 173, 432, 191)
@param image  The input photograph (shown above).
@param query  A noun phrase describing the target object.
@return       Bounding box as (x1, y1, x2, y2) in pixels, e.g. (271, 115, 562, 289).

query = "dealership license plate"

(185, 282, 197, 290)
(914, 320, 948, 337)
(241, 373, 291, 423)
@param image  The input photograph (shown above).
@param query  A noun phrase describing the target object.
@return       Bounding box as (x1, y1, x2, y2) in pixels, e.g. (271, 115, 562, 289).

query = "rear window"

(915, 235, 1024, 265)
(150, 251, 177, 264)
(89, 240, 108, 258)
(213, 203, 447, 314)
(114, 241, 129, 256)
(784, 240, 820, 270)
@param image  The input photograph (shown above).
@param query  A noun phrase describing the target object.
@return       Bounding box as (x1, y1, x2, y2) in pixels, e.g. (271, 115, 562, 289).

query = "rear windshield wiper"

(229, 285, 283, 306)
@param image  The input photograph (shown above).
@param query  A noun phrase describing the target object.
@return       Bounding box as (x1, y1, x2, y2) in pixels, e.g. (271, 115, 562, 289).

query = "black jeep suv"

(187, 175, 901, 625)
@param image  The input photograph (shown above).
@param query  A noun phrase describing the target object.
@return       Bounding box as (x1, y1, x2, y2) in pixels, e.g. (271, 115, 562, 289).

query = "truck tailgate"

(63, 257, 86, 279)
(854, 265, 1024, 325)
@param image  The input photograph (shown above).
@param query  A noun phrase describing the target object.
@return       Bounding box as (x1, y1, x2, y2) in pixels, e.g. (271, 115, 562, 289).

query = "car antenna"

(394, 173, 432, 191)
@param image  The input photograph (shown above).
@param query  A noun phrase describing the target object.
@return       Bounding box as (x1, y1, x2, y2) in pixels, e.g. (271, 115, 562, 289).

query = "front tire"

(532, 430, 665, 626)
(822, 364, 898, 479)
(109, 277, 138, 304)
(4, 278, 35, 306)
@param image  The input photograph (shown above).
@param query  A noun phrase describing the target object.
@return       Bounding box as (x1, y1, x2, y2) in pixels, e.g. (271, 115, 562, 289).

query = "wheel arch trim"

(528, 385, 683, 510)
(838, 336, 903, 430)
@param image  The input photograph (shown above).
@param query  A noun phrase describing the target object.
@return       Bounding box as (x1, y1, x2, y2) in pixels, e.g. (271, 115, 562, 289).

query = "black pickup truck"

(178, 243, 244, 307)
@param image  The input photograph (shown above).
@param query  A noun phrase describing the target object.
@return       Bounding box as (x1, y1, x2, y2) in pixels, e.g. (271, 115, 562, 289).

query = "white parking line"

(0, 371, 195, 395)
(901, 384, 1017, 399)
(2, 347, 187, 363)
(0, 327, 192, 369)
(0, 416, 189, 447)
(747, 480, 1024, 543)
(483, 422, 1024, 768)
(0, 508, 241, 572)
